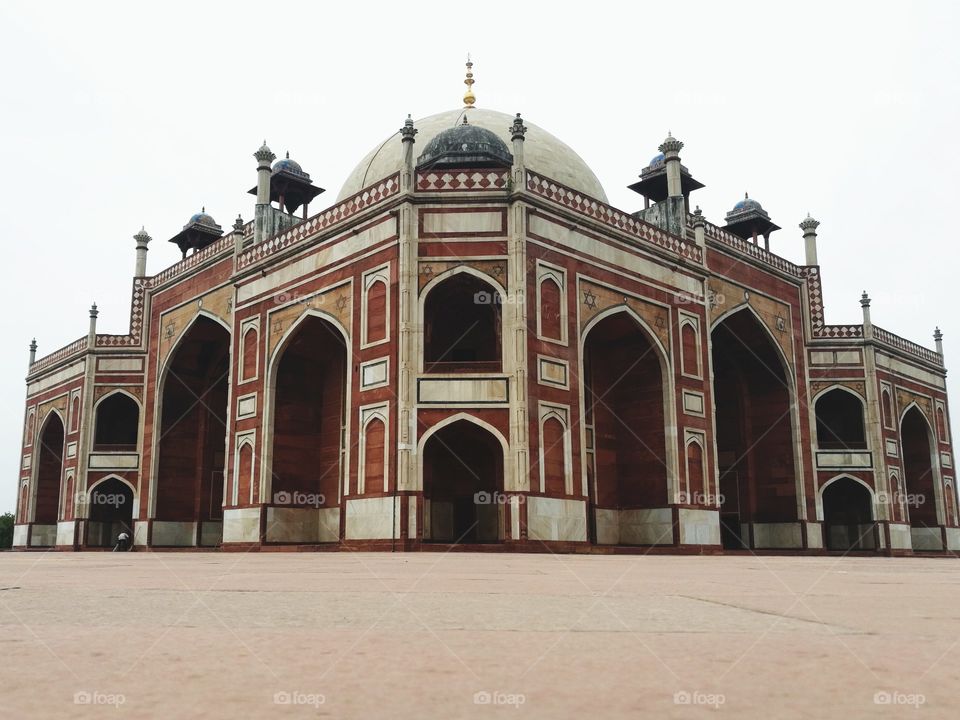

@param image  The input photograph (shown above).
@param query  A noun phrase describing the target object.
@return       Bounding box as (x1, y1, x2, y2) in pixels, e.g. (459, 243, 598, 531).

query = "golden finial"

(463, 53, 476, 108)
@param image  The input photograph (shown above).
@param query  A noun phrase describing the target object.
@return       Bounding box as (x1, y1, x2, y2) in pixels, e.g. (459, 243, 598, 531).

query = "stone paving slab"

(0, 552, 957, 718)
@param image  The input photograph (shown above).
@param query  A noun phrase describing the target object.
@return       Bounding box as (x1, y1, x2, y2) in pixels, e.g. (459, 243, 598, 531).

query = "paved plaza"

(1, 551, 957, 718)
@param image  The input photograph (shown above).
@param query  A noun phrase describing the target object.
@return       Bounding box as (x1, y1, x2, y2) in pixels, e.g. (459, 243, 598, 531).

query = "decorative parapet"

(416, 169, 509, 192)
(237, 173, 400, 271)
(699, 217, 802, 277)
(28, 337, 88, 373)
(148, 235, 235, 288)
(874, 326, 943, 366)
(526, 172, 702, 263)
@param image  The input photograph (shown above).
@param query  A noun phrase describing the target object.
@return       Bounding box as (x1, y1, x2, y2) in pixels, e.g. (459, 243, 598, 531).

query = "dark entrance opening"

(423, 420, 503, 543)
(156, 316, 230, 545)
(822, 478, 875, 551)
(86, 478, 135, 548)
(712, 310, 797, 549)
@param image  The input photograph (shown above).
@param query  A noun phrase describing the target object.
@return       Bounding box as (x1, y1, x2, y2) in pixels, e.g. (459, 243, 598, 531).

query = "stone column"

(660, 133, 684, 198)
(935, 327, 944, 357)
(253, 141, 276, 244)
(692, 206, 706, 249)
(232, 215, 245, 256)
(510, 113, 527, 189)
(133, 227, 151, 277)
(400, 115, 417, 193)
(860, 291, 872, 339)
(396, 117, 419, 522)
(28, 338, 36, 367)
(87, 304, 98, 347)
(800, 214, 820, 266)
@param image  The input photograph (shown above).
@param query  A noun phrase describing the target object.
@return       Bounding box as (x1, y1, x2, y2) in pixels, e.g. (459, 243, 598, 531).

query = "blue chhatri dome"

(732, 193, 763, 213)
(272, 152, 306, 176)
(648, 152, 665, 168)
(187, 208, 218, 228)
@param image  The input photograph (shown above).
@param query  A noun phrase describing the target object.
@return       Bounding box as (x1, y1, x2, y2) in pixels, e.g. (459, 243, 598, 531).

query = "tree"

(0, 512, 14, 549)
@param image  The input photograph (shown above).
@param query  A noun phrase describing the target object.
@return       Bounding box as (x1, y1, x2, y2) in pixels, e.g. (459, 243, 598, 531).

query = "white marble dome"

(337, 107, 607, 203)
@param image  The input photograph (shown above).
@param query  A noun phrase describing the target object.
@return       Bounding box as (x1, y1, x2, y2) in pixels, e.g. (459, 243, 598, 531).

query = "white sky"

(1, 0, 957, 513)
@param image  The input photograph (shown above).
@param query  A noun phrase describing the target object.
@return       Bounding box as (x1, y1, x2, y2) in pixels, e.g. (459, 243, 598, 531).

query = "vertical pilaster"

(397, 117, 419, 501)
(800, 215, 820, 266)
(133, 228, 151, 277)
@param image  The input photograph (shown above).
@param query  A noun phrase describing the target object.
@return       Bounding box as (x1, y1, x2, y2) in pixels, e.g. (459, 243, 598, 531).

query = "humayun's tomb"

(13, 62, 956, 554)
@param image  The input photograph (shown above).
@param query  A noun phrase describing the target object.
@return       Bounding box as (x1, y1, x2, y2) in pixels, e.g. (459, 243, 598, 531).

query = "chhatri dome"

(337, 59, 607, 202)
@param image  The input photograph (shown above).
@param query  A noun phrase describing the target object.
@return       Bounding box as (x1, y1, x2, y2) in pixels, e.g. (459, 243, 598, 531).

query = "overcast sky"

(1, 1, 957, 514)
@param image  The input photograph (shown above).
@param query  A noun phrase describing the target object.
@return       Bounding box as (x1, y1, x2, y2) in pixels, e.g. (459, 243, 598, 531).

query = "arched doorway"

(155, 315, 230, 546)
(86, 478, 135, 548)
(815, 388, 866, 450)
(901, 406, 938, 529)
(712, 309, 798, 549)
(821, 477, 875, 551)
(422, 419, 504, 543)
(270, 315, 347, 541)
(423, 272, 502, 373)
(583, 311, 668, 545)
(94, 392, 140, 451)
(33, 412, 65, 545)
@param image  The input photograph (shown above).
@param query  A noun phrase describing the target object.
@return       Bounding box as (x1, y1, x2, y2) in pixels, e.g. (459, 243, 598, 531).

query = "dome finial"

(463, 54, 476, 109)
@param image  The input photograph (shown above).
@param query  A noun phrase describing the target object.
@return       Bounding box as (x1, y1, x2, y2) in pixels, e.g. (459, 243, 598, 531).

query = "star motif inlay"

(583, 290, 598, 310)
(335, 295, 349, 312)
(164, 323, 176, 340)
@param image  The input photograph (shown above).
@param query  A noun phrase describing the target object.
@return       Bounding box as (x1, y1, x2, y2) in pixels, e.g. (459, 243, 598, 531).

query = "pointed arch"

(711, 303, 802, 549)
(580, 305, 676, 545)
(32, 409, 66, 528)
(93, 389, 142, 451)
(151, 311, 231, 544)
(813, 385, 867, 450)
(819, 474, 877, 550)
(263, 308, 350, 512)
(419, 414, 508, 543)
(419, 266, 506, 374)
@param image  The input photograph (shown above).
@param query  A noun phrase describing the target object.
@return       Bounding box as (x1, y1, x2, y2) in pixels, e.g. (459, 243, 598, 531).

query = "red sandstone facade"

(14, 107, 957, 554)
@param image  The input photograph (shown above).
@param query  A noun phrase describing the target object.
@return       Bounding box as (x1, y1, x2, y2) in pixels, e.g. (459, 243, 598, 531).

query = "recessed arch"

(711, 303, 800, 549)
(153, 312, 231, 545)
(93, 389, 141, 451)
(420, 415, 508, 543)
(420, 267, 505, 373)
(32, 409, 66, 530)
(900, 404, 940, 528)
(359, 410, 388, 495)
(814, 385, 867, 450)
(581, 305, 673, 545)
(819, 474, 877, 550)
(265, 309, 349, 518)
(85, 475, 136, 547)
